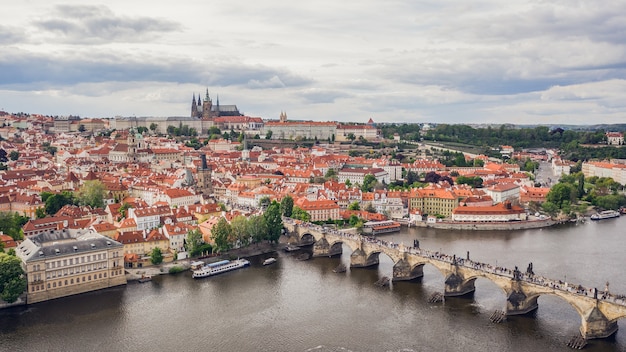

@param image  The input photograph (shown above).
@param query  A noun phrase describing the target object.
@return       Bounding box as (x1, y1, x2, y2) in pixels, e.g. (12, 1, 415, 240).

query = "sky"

(1, 1, 626, 125)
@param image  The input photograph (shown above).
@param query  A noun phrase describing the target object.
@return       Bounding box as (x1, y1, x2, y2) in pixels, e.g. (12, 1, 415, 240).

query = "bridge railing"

(283, 218, 626, 306)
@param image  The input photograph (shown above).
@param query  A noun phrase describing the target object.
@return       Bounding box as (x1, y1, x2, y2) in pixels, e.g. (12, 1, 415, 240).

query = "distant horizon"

(2, 2, 626, 124)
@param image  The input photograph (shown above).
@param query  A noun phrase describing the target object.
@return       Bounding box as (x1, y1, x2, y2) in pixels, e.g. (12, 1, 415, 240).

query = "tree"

(348, 201, 360, 211)
(230, 215, 251, 247)
(149, 123, 158, 133)
(211, 217, 232, 253)
(78, 124, 86, 132)
(546, 183, 577, 209)
(361, 174, 377, 192)
(150, 247, 163, 265)
(186, 229, 204, 257)
(45, 191, 74, 215)
(291, 206, 311, 222)
(325, 169, 338, 180)
(9, 150, 19, 161)
(365, 203, 376, 213)
(0, 212, 29, 240)
(35, 207, 46, 219)
(0, 149, 7, 162)
(265, 130, 273, 140)
(347, 133, 356, 143)
(76, 180, 106, 208)
(263, 201, 283, 243)
(280, 195, 294, 217)
(247, 215, 266, 243)
(0, 253, 27, 303)
(344, 179, 352, 187)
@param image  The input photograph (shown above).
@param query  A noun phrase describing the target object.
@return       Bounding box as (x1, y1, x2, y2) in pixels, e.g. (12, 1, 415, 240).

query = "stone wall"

(27, 276, 127, 304)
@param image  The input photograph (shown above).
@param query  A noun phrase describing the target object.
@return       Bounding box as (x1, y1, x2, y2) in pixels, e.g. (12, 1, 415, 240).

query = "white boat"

(192, 258, 250, 278)
(590, 210, 620, 221)
(263, 257, 277, 265)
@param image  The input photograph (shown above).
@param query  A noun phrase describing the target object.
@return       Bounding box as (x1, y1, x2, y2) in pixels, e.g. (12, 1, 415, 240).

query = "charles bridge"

(283, 219, 626, 340)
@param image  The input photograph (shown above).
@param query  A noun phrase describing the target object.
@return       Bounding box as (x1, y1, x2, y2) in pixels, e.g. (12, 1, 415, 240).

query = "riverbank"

(125, 242, 279, 281)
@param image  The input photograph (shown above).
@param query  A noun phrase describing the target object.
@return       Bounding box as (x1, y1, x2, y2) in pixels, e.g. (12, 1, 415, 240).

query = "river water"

(1, 217, 625, 352)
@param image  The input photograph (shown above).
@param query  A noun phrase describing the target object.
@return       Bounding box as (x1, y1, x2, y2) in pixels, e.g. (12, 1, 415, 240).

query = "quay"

(283, 219, 626, 340)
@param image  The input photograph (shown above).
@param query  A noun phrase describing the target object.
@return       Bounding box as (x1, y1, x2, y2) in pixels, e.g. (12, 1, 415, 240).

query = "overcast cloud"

(1, 0, 625, 125)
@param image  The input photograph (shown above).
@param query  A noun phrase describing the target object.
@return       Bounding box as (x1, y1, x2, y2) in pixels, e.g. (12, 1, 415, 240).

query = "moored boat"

(590, 210, 620, 221)
(263, 257, 277, 265)
(192, 258, 250, 278)
(138, 275, 152, 283)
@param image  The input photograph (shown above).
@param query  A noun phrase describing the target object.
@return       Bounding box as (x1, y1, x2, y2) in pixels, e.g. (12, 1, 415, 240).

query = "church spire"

(205, 88, 210, 102)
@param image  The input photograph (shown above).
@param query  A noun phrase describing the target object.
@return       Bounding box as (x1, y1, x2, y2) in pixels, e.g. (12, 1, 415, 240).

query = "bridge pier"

(351, 249, 379, 268)
(312, 238, 342, 257)
(392, 259, 424, 281)
(444, 273, 476, 297)
(506, 281, 539, 315)
(581, 306, 618, 339)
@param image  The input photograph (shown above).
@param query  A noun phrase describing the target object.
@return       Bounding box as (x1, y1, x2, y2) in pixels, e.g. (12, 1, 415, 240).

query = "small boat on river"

(138, 275, 152, 283)
(263, 257, 277, 265)
(192, 258, 250, 279)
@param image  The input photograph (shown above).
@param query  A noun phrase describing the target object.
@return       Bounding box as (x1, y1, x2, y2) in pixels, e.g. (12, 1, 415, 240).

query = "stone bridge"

(284, 220, 626, 340)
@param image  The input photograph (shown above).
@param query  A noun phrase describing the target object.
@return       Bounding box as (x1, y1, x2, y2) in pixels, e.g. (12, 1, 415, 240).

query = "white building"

(338, 167, 389, 185)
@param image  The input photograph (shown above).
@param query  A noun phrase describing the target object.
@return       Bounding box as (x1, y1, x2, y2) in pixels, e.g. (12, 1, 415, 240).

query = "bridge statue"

(283, 220, 626, 339)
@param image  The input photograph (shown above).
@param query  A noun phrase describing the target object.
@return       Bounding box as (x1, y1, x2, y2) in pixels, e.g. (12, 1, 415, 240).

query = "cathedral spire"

(205, 88, 210, 102)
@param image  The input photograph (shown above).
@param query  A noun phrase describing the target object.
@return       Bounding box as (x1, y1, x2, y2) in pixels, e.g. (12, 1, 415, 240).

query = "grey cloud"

(0, 49, 312, 90)
(34, 5, 181, 43)
(0, 25, 26, 44)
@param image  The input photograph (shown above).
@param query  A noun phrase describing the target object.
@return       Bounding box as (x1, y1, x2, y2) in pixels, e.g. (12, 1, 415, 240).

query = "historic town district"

(0, 94, 625, 307)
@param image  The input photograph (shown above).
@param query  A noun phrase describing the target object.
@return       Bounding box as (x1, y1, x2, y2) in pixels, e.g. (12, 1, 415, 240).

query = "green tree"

(541, 201, 559, 216)
(347, 201, 360, 211)
(186, 229, 204, 257)
(150, 247, 163, 265)
(546, 183, 577, 209)
(45, 191, 74, 215)
(263, 201, 283, 243)
(149, 123, 158, 133)
(230, 215, 251, 247)
(76, 180, 106, 208)
(211, 217, 232, 253)
(361, 174, 377, 192)
(0, 253, 27, 303)
(348, 214, 360, 227)
(247, 215, 266, 243)
(78, 124, 86, 132)
(291, 206, 311, 222)
(365, 203, 376, 213)
(35, 207, 46, 219)
(265, 130, 273, 139)
(344, 179, 352, 187)
(347, 133, 356, 142)
(0, 212, 29, 240)
(280, 195, 294, 217)
(8, 150, 19, 161)
(325, 169, 338, 180)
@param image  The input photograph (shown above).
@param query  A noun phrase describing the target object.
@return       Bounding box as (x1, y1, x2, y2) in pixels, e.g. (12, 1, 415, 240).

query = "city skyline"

(2, 1, 626, 124)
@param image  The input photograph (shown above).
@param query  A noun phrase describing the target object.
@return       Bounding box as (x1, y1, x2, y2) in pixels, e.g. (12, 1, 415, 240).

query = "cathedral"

(191, 90, 243, 119)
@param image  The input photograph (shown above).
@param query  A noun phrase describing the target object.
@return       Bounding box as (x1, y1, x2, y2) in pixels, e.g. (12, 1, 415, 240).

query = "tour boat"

(263, 257, 277, 265)
(192, 258, 250, 278)
(590, 210, 620, 221)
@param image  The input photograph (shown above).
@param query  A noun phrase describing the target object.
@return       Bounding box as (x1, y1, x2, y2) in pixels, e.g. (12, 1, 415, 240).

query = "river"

(1, 217, 625, 352)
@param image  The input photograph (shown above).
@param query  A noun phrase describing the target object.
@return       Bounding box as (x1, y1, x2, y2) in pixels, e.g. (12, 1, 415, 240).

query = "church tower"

(127, 129, 137, 162)
(191, 93, 198, 118)
(195, 153, 213, 197)
(202, 89, 213, 119)
(279, 111, 287, 123)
